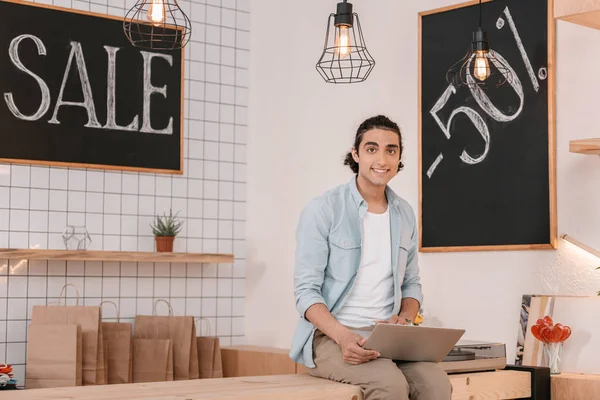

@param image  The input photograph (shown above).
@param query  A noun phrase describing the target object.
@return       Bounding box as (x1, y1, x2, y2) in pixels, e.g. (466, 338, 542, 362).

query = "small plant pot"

(155, 236, 175, 252)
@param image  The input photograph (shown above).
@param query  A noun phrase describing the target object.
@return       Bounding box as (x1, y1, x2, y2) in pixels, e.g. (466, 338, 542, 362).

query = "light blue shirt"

(289, 176, 424, 368)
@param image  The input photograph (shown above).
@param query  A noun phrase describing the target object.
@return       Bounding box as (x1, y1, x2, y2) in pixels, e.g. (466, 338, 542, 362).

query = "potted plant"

(150, 209, 184, 252)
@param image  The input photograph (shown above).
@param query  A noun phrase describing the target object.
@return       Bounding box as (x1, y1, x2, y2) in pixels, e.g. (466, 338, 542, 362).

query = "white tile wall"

(0, 0, 249, 386)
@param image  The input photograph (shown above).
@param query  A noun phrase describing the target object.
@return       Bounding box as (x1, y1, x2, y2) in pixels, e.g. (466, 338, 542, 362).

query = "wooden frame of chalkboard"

(418, 0, 557, 252)
(0, 0, 184, 174)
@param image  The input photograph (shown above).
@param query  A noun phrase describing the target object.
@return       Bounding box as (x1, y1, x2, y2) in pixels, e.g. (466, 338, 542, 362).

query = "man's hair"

(343, 115, 404, 174)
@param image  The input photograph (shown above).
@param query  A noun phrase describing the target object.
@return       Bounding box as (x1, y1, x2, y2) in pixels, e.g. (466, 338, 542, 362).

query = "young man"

(290, 115, 451, 400)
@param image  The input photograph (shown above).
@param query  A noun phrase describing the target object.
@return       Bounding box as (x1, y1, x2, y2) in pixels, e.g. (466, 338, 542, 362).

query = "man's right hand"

(304, 305, 380, 365)
(336, 330, 380, 365)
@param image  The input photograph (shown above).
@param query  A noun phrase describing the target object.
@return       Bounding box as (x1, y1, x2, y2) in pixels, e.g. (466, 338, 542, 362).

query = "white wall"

(0, 0, 250, 385)
(246, 0, 600, 364)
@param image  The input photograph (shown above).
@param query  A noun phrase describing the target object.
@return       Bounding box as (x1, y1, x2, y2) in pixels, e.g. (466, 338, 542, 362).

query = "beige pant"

(308, 330, 452, 400)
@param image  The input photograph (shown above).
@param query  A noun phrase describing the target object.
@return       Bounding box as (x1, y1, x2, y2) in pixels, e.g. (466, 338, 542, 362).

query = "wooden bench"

(0, 370, 531, 400)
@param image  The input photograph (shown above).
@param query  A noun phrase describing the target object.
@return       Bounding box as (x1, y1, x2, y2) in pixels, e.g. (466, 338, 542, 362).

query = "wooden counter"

(450, 370, 530, 400)
(1, 370, 532, 400)
(0, 374, 362, 400)
(551, 373, 600, 400)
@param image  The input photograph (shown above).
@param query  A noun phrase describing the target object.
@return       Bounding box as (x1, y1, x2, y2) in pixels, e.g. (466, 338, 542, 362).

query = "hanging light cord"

(478, 0, 482, 28)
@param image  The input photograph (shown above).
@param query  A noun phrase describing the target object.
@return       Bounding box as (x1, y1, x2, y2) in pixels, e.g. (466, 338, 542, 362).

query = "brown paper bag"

(197, 337, 223, 378)
(97, 310, 107, 384)
(190, 325, 199, 379)
(133, 299, 199, 380)
(196, 318, 223, 378)
(26, 324, 82, 389)
(167, 341, 174, 382)
(31, 284, 103, 386)
(132, 339, 173, 383)
(102, 325, 133, 384)
(100, 301, 133, 384)
(103, 341, 109, 383)
(96, 327, 107, 385)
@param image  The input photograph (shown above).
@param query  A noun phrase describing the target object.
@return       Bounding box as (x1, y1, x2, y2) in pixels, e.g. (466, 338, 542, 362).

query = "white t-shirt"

(335, 207, 395, 328)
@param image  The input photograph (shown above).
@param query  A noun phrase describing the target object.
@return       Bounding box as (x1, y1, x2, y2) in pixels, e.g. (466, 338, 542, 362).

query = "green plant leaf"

(150, 209, 184, 237)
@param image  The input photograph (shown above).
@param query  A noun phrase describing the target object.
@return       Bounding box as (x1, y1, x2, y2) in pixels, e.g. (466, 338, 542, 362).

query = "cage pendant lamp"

(124, 0, 191, 50)
(316, 0, 375, 84)
(445, 0, 512, 88)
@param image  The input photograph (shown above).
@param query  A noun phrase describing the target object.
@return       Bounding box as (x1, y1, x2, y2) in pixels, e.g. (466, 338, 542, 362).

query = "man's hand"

(336, 330, 380, 365)
(375, 315, 408, 325)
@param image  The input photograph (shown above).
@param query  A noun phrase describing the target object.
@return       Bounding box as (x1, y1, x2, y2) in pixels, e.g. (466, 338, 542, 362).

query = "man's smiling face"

(352, 128, 401, 187)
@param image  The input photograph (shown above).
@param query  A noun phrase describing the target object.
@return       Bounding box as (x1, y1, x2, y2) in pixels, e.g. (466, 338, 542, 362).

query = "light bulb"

(335, 26, 352, 59)
(473, 50, 490, 81)
(147, 0, 166, 25)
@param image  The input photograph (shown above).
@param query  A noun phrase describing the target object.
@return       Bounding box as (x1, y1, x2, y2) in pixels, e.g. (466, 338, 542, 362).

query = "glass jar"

(542, 342, 563, 375)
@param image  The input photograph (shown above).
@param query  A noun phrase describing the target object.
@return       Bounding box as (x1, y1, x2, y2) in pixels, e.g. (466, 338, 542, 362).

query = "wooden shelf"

(569, 138, 600, 155)
(556, 0, 600, 30)
(0, 248, 234, 263)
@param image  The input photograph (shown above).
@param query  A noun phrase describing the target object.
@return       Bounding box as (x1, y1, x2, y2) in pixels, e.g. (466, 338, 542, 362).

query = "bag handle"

(195, 317, 213, 337)
(153, 299, 173, 316)
(57, 283, 81, 306)
(100, 300, 120, 322)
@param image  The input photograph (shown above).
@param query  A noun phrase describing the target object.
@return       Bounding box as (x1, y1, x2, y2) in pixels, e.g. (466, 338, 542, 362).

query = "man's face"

(352, 128, 401, 187)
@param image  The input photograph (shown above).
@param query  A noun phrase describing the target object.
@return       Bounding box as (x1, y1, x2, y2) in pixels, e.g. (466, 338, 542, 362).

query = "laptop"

(362, 324, 465, 363)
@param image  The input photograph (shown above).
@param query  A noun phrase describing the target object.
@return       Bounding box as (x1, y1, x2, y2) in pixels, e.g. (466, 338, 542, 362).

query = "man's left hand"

(375, 315, 407, 325)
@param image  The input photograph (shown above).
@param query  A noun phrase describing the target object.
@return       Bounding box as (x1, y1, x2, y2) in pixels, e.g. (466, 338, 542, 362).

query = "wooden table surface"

(0, 370, 534, 400)
(551, 372, 600, 400)
(0, 374, 363, 400)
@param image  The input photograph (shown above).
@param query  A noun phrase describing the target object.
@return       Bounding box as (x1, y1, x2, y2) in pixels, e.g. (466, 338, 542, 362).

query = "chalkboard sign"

(0, 0, 183, 174)
(418, 0, 556, 252)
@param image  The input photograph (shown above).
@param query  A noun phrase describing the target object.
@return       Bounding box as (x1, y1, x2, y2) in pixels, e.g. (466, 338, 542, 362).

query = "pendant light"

(446, 0, 512, 88)
(124, 0, 191, 50)
(316, 0, 375, 84)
